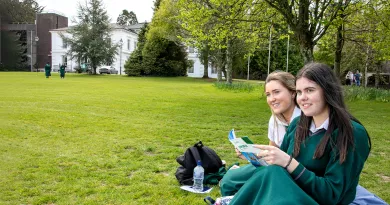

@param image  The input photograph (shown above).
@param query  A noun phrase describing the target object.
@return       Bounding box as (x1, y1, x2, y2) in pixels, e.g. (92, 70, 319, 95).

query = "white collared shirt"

(309, 118, 329, 135)
(268, 106, 301, 147)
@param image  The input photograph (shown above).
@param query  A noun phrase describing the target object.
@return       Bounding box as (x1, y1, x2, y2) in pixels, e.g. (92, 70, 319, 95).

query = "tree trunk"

(222, 66, 227, 80)
(364, 46, 371, 87)
(300, 44, 314, 64)
(202, 43, 209, 78)
(375, 61, 380, 88)
(217, 65, 222, 82)
(334, 23, 344, 79)
(226, 39, 233, 84)
(295, 31, 314, 64)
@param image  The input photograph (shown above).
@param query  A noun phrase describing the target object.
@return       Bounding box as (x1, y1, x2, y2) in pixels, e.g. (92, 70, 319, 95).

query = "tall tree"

(124, 23, 148, 76)
(0, 0, 44, 23)
(61, 0, 119, 74)
(141, 0, 189, 76)
(0, 0, 44, 70)
(360, 0, 390, 87)
(153, 0, 162, 13)
(117, 9, 138, 26)
(264, 0, 346, 64)
(151, 0, 212, 78)
(177, 0, 275, 83)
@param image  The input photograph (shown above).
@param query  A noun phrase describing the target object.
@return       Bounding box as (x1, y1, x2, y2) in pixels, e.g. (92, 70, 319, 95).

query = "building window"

(211, 65, 217, 74)
(127, 39, 131, 50)
(62, 55, 67, 66)
(62, 40, 67, 49)
(188, 60, 194, 73)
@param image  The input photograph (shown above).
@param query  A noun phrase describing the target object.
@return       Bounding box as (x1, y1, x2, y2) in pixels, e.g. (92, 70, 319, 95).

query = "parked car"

(110, 69, 118, 74)
(99, 66, 117, 74)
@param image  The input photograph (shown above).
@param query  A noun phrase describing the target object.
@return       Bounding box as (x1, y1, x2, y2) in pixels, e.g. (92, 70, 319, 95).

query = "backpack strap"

(189, 146, 201, 164)
(190, 141, 204, 164)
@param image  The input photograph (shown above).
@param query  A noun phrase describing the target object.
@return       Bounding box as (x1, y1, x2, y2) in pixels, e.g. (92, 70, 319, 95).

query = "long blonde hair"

(265, 71, 297, 144)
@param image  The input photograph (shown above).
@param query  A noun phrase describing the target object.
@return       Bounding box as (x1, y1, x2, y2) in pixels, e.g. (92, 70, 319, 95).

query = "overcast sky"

(36, 0, 154, 25)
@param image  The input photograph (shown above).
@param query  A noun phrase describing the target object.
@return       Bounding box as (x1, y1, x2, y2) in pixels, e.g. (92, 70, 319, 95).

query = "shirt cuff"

(291, 163, 306, 181)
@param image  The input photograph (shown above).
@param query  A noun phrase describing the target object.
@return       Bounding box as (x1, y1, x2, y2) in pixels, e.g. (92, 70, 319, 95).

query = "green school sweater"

(280, 118, 370, 204)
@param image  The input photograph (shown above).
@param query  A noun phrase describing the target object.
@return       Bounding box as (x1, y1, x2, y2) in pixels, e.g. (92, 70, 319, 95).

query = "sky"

(36, 0, 155, 25)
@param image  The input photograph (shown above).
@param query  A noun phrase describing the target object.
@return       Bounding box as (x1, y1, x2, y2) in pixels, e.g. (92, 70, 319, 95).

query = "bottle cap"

(197, 160, 202, 165)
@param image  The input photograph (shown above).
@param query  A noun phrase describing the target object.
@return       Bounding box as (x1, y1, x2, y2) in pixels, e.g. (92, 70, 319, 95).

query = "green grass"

(344, 86, 390, 102)
(0, 72, 389, 204)
(213, 81, 261, 92)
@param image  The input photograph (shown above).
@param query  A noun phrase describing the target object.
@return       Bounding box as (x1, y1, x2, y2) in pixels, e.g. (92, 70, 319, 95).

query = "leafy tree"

(0, 0, 44, 70)
(142, 36, 188, 76)
(237, 26, 304, 80)
(153, 0, 162, 13)
(149, 0, 212, 78)
(264, 0, 347, 64)
(117, 9, 138, 26)
(0, 31, 27, 71)
(61, 0, 119, 74)
(359, 0, 390, 87)
(138, 0, 189, 77)
(124, 0, 188, 77)
(177, 0, 276, 83)
(124, 23, 148, 76)
(0, 0, 44, 23)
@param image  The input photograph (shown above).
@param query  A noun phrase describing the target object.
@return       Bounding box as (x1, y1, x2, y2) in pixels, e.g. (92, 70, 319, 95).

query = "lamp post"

(119, 38, 123, 75)
(30, 30, 39, 72)
(267, 24, 273, 76)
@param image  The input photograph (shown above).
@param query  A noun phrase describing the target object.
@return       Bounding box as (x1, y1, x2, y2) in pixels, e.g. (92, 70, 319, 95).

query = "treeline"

(125, 0, 390, 86)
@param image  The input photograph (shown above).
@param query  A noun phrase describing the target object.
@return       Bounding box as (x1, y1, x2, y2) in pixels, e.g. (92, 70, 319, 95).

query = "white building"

(50, 23, 141, 74)
(50, 22, 218, 78)
(186, 46, 219, 78)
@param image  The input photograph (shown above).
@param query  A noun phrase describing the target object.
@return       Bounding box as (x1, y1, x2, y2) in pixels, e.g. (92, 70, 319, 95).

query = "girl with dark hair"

(221, 63, 372, 205)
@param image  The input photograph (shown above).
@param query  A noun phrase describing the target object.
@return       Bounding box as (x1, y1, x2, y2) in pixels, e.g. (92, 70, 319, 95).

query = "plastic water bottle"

(193, 160, 204, 192)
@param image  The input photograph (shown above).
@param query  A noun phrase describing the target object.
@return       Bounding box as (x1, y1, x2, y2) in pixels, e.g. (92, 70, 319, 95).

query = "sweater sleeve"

(290, 122, 370, 204)
(280, 117, 299, 153)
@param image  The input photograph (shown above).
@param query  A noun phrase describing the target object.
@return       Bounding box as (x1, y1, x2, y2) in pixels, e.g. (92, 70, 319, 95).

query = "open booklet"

(228, 129, 268, 167)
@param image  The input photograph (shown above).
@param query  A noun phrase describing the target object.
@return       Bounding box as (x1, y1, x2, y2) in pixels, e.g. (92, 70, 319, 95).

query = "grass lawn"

(0, 72, 389, 204)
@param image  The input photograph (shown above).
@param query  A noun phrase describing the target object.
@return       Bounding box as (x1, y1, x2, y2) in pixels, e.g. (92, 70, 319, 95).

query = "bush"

(142, 36, 188, 77)
(213, 82, 258, 92)
(124, 52, 144, 76)
(344, 86, 390, 102)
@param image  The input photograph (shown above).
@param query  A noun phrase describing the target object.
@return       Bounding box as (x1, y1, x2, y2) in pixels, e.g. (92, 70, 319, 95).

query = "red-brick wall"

(36, 13, 68, 68)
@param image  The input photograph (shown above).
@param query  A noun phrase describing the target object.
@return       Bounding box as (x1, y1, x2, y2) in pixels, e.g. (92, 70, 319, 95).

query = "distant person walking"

(59, 64, 66, 79)
(44, 62, 51, 78)
(349, 71, 355, 85)
(346, 71, 352, 85)
(355, 70, 361, 86)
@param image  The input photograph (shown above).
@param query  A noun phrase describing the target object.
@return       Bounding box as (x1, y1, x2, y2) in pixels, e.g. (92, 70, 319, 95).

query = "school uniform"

(44, 64, 51, 78)
(59, 66, 66, 78)
(220, 118, 370, 205)
(268, 106, 301, 147)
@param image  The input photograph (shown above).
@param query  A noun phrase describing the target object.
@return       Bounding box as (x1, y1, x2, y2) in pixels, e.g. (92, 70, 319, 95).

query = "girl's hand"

(235, 148, 246, 160)
(254, 145, 290, 167)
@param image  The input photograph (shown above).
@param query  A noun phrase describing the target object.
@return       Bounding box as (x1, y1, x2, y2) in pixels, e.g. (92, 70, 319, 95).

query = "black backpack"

(175, 141, 223, 185)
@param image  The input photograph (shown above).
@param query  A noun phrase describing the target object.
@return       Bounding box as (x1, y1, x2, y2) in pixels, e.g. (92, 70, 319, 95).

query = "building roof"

(126, 22, 147, 30)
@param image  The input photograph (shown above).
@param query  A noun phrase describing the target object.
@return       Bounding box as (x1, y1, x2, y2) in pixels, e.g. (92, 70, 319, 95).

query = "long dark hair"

(294, 63, 371, 163)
